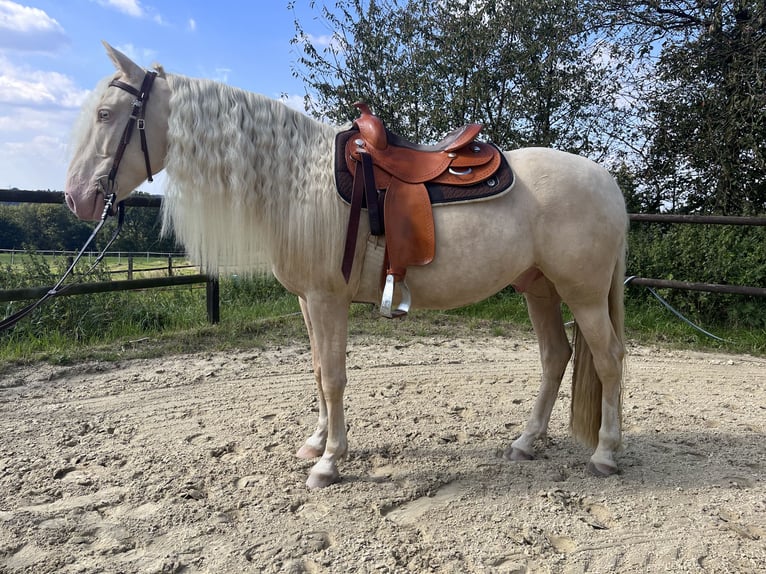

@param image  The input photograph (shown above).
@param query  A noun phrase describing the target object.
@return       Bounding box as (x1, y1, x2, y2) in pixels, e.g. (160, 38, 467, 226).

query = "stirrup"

(380, 274, 411, 318)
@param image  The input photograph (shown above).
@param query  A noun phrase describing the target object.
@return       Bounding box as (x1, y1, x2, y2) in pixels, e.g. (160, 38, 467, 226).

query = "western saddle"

(340, 103, 506, 317)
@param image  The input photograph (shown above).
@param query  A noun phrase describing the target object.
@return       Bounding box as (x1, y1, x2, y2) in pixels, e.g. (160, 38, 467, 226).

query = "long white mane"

(160, 74, 344, 278)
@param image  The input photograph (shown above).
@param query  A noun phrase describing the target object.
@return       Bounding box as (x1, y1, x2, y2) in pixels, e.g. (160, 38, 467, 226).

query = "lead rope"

(0, 193, 124, 332)
(623, 276, 727, 342)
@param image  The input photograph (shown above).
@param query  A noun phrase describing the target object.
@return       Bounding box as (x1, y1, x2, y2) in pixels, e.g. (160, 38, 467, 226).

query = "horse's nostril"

(65, 193, 76, 213)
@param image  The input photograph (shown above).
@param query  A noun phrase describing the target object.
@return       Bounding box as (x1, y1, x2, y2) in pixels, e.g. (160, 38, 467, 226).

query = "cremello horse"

(66, 43, 628, 489)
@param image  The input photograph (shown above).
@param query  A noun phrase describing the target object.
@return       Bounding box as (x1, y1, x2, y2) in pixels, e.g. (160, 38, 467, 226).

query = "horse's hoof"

(296, 443, 323, 459)
(306, 459, 340, 489)
(504, 446, 534, 461)
(587, 460, 618, 477)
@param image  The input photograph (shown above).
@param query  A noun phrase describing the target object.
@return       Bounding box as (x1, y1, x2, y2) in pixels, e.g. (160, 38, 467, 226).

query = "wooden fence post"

(206, 277, 220, 324)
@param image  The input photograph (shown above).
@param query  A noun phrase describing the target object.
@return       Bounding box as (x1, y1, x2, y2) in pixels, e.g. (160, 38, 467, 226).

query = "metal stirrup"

(380, 274, 411, 318)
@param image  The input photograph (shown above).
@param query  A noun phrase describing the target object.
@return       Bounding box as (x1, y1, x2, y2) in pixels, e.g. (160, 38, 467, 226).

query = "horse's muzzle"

(64, 184, 106, 221)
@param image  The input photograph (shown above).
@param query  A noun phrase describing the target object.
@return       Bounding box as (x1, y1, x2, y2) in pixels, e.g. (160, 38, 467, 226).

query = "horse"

(65, 43, 628, 489)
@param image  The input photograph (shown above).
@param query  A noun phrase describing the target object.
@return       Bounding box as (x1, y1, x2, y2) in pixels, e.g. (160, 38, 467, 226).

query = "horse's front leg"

(298, 293, 350, 489)
(296, 297, 328, 459)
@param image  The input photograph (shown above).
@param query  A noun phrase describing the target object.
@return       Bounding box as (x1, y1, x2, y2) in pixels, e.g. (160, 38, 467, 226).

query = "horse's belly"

(353, 200, 531, 310)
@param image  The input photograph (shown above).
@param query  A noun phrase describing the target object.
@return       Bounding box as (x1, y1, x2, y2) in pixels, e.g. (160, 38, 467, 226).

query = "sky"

(0, 0, 332, 191)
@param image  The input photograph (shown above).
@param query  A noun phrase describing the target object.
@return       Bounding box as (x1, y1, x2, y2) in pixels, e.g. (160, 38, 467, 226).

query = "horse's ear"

(102, 40, 144, 80)
(152, 63, 167, 79)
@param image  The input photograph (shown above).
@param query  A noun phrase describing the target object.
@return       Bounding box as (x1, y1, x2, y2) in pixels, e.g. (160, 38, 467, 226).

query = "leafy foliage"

(0, 194, 177, 252)
(627, 224, 766, 328)
(594, 0, 766, 214)
(292, 0, 623, 157)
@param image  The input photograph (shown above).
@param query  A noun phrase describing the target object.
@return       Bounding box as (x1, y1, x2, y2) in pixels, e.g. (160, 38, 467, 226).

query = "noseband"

(106, 69, 158, 200)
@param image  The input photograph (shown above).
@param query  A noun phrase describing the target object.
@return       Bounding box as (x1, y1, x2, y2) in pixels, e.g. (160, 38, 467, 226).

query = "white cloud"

(0, 0, 68, 52)
(0, 136, 69, 189)
(0, 112, 75, 190)
(95, 0, 143, 18)
(113, 43, 158, 66)
(0, 55, 89, 109)
(214, 68, 231, 84)
(93, 0, 166, 26)
(307, 33, 334, 48)
(279, 93, 307, 113)
(0, 49, 88, 189)
(306, 32, 344, 55)
(188, 18, 196, 32)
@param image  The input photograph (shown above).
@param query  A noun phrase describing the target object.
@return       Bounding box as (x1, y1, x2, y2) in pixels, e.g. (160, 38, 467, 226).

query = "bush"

(627, 224, 766, 329)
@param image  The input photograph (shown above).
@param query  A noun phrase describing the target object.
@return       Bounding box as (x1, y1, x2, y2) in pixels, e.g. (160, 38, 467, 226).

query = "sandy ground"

(0, 333, 764, 573)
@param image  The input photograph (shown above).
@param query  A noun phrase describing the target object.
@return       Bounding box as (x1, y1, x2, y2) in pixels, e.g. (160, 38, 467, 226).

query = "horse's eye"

(98, 109, 110, 122)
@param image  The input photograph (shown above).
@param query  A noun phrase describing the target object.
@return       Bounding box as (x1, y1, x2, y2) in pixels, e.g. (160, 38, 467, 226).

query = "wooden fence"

(0, 190, 220, 323)
(1, 189, 764, 328)
(624, 213, 766, 298)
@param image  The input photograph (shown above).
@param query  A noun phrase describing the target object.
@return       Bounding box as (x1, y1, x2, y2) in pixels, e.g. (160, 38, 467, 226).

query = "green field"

(0, 252, 195, 277)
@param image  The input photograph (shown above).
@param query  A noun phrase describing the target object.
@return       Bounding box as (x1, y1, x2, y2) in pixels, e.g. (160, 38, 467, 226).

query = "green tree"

(0, 206, 28, 249)
(5, 204, 92, 251)
(595, 0, 766, 214)
(292, 0, 624, 157)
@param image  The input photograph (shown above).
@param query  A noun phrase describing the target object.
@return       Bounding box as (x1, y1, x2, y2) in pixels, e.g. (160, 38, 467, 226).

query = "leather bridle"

(106, 69, 158, 199)
(0, 70, 158, 332)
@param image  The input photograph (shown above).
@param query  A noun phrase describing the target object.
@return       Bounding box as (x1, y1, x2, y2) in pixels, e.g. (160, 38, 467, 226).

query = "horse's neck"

(166, 75, 335, 197)
(162, 75, 344, 278)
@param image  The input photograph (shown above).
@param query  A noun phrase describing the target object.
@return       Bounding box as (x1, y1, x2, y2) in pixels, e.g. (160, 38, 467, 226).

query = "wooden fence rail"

(0, 189, 219, 323)
(625, 277, 766, 297)
(626, 211, 765, 297)
(0, 275, 219, 324)
(1, 189, 764, 305)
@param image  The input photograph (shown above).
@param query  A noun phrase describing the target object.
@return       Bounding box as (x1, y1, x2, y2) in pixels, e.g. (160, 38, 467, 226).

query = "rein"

(0, 70, 158, 332)
(0, 196, 124, 332)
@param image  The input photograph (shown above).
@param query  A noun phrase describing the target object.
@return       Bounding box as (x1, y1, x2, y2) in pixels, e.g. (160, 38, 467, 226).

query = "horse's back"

(352, 146, 626, 308)
(507, 147, 625, 216)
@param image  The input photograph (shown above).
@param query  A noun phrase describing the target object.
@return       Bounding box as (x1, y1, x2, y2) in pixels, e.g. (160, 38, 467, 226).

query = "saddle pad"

(334, 128, 514, 207)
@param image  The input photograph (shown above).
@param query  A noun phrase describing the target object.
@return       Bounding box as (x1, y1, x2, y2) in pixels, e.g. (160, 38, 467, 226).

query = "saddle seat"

(341, 103, 504, 317)
(355, 102, 483, 153)
(348, 103, 499, 187)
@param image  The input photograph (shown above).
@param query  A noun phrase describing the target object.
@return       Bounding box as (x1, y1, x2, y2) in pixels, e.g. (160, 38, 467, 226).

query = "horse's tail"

(570, 241, 626, 448)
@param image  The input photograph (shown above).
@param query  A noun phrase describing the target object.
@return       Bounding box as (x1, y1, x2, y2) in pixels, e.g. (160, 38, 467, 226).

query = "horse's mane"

(160, 74, 343, 278)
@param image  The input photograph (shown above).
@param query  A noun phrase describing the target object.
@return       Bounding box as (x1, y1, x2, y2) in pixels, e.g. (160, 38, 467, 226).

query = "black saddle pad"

(333, 128, 514, 206)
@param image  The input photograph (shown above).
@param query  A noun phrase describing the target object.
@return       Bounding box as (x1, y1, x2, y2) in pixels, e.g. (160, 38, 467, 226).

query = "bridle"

(0, 69, 158, 332)
(105, 69, 158, 199)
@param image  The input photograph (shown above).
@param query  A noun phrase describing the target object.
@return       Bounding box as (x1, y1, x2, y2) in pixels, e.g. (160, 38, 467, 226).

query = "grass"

(1, 275, 763, 374)
(0, 252, 195, 280)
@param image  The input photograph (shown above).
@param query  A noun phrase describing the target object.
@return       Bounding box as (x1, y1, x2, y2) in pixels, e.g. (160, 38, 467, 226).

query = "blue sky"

(0, 0, 331, 191)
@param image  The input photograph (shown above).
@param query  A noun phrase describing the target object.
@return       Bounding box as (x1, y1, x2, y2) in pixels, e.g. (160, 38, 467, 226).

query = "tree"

(292, 0, 624, 157)
(595, 0, 766, 214)
(0, 207, 27, 249)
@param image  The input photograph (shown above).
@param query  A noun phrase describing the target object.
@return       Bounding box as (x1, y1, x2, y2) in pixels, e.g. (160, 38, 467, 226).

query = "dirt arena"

(0, 334, 764, 573)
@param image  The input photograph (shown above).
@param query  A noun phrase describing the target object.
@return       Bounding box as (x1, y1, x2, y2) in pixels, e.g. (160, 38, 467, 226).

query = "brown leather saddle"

(335, 103, 513, 317)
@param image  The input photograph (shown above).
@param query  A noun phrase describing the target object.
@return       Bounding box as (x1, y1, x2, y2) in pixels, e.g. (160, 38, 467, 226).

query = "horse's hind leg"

(506, 276, 572, 461)
(567, 299, 624, 475)
(296, 296, 328, 459)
